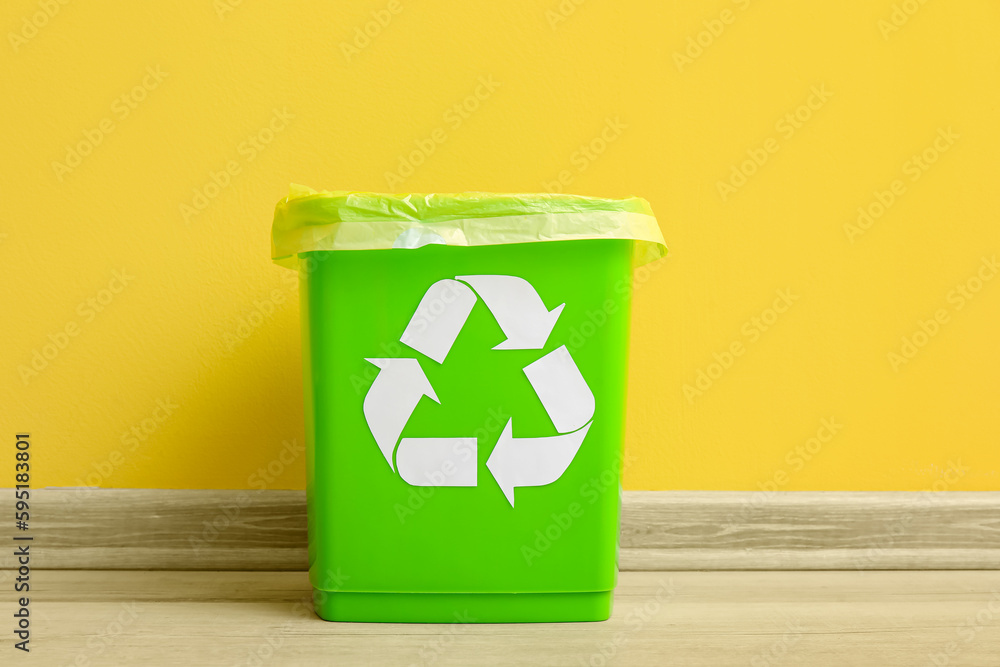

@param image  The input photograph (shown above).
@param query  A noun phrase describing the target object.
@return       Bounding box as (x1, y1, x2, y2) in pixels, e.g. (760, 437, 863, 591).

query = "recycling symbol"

(363, 275, 595, 507)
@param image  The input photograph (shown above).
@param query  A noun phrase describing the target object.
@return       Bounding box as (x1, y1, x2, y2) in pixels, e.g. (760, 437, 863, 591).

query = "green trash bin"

(271, 185, 667, 623)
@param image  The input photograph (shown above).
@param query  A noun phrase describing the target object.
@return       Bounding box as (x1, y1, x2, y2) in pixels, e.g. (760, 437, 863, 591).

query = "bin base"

(312, 589, 613, 623)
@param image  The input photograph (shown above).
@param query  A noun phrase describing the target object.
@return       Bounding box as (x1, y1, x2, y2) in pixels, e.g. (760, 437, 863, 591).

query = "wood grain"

(4, 489, 998, 571)
(2, 570, 999, 666)
(621, 490, 1000, 570)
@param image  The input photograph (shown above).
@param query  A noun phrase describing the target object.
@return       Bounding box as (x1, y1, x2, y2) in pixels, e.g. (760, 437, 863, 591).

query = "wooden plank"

(2, 570, 999, 666)
(621, 547, 1000, 571)
(8, 488, 309, 571)
(620, 490, 1000, 570)
(3, 489, 998, 571)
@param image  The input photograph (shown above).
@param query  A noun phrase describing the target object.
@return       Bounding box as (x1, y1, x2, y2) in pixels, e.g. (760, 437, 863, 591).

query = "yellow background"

(2, 0, 998, 491)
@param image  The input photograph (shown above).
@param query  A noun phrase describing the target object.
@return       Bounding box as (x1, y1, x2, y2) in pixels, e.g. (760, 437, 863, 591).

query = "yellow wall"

(2, 0, 998, 491)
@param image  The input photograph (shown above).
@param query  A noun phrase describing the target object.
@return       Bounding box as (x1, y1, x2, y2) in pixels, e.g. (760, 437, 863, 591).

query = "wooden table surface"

(4, 570, 1000, 666)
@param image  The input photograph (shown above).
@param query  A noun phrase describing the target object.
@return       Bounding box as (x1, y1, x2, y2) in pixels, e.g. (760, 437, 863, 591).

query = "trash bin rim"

(272, 184, 668, 269)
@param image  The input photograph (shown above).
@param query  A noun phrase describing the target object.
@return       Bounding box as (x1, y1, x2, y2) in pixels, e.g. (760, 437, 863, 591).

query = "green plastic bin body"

(273, 187, 666, 623)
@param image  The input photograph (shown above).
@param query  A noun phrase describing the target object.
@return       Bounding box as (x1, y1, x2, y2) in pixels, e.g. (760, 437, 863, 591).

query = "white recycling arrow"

(363, 274, 597, 506)
(396, 437, 477, 486)
(400, 279, 478, 363)
(456, 275, 564, 350)
(362, 358, 438, 471)
(523, 345, 595, 434)
(487, 419, 592, 507)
